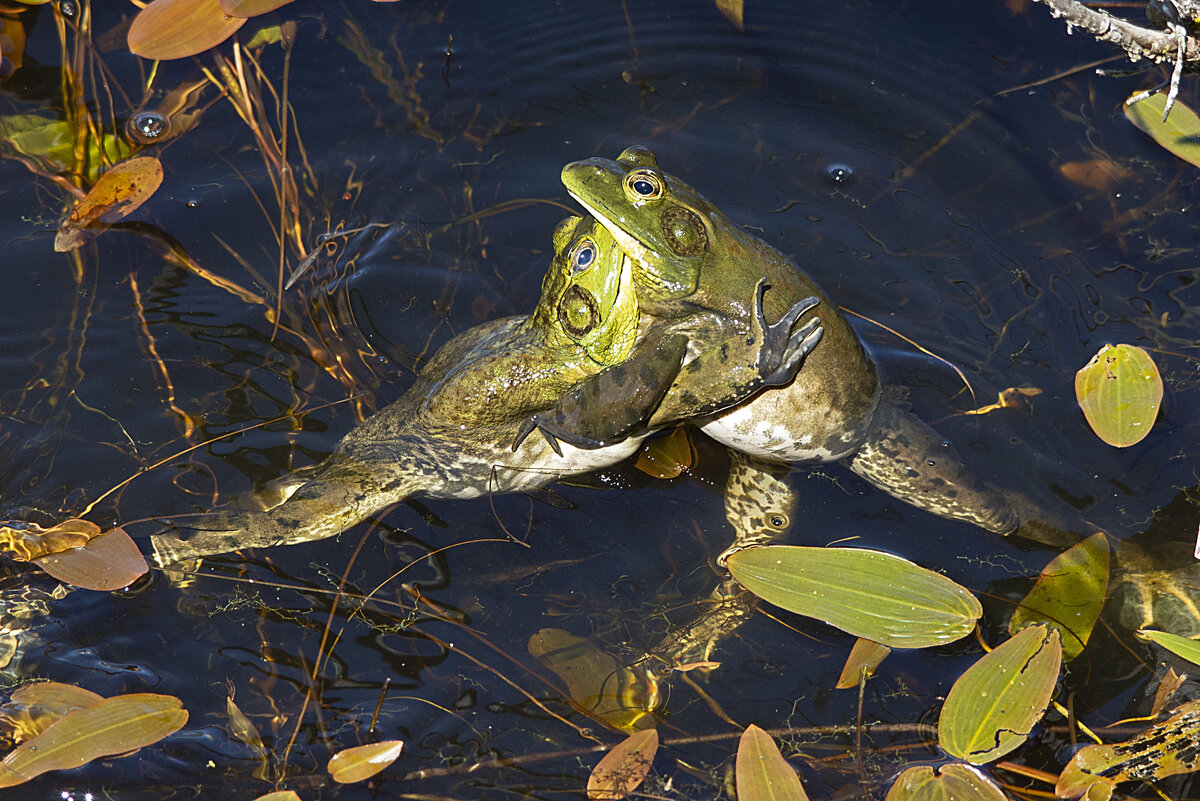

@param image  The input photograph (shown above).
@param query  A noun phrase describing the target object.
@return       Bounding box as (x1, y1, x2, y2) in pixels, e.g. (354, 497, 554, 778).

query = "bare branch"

(1032, 0, 1200, 66)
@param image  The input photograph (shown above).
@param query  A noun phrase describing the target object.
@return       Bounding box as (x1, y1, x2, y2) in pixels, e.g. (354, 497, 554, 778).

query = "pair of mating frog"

(149, 146, 1191, 687)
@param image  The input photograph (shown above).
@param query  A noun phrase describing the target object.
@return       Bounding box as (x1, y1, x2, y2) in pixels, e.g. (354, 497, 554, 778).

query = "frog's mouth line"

(567, 191, 655, 268)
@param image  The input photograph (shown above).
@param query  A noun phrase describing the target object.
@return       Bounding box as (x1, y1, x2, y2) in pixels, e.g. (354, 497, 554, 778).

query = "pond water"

(2, 0, 1200, 798)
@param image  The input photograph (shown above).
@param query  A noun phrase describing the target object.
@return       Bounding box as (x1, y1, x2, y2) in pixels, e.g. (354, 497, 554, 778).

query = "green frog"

(561, 145, 1018, 534)
(557, 146, 1200, 666)
(148, 214, 824, 566)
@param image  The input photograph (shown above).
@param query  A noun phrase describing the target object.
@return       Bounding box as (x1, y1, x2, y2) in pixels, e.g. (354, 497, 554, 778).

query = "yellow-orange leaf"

(0, 683, 104, 745)
(55, 156, 164, 251)
(328, 739, 403, 784)
(0, 518, 98, 561)
(635, 428, 694, 479)
(33, 527, 148, 591)
(588, 728, 658, 800)
(736, 724, 809, 800)
(0, 693, 187, 787)
(836, 638, 891, 689)
(127, 0, 246, 60)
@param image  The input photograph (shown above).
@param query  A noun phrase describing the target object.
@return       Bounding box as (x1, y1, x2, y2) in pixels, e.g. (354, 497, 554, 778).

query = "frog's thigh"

(719, 450, 795, 565)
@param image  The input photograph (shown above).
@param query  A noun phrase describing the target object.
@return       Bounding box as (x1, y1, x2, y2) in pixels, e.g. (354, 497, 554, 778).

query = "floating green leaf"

(250, 793, 301, 801)
(1009, 532, 1109, 660)
(735, 724, 809, 801)
(885, 763, 1008, 801)
(0, 693, 187, 787)
(1124, 92, 1200, 168)
(939, 625, 1061, 764)
(1138, 628, 1200, 666)
(328, 739, 403, 784)
(726, 546, 981, 648)
(1056, 698, 1200, 799)
(1074, 344, 1162, 448)
(587, 728, 657, 800)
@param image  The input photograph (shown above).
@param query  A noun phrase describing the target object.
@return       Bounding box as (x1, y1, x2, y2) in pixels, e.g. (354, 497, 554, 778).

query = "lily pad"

(587, 728, 657, 800)
(1074, 344, 1162, 448)
(938, 625, 1061, 764)
(735, 724, 809, 801)
(1009, 532, 1109, 660)
(328, 739, 404, 783)
(885, 763, 1007, 801)
(725, 546, 981, 648)
(1124, 92, 1200, 168)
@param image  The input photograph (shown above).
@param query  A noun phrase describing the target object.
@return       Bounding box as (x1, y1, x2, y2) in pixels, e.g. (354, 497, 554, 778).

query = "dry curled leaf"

(33, 527, 148, 591)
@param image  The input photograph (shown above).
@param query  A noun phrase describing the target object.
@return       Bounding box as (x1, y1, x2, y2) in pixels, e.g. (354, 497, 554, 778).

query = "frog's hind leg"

(845, 397, 1018, 535)
(643, 451, 796, 675)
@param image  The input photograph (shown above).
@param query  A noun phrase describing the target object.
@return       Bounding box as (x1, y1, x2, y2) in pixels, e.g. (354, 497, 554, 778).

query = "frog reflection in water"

(557, 145, 1200, 666)
(148, 214, 824, 567)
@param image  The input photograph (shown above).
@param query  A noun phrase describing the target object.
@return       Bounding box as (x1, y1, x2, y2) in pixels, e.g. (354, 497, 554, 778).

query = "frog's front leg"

(647, 280, 823, 428)
(512, 331, 690, 455)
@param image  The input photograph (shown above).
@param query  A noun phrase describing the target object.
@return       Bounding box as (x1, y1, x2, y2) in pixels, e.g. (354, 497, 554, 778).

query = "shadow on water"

(1, 0, 1199, 797)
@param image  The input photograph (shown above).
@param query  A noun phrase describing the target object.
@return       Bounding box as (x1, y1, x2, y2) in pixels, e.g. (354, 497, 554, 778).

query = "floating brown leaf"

(1058, 159, 1133, 192)
(55, 156, 164, 252)
(735, 724, 809, 801)
(0, 693, 187, 787)
(328, 739, 403, 784)
(715, 0, 745, 32)
(33, 527, 148, 591)
(127, 0, 246, 61)
(587, 728, 658, 800)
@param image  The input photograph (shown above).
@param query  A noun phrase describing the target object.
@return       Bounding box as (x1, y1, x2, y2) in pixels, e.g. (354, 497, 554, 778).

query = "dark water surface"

(2, 0, 1200, 798)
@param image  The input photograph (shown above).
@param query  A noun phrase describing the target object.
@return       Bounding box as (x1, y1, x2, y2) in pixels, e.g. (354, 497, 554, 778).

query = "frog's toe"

(1114, 565, 1200, 636)
(763, 319, 823, 387)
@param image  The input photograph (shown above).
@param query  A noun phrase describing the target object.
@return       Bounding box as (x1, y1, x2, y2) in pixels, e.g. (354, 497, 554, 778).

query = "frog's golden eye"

(625, 170, 664, 201)
(557, 285, 600, 338)
(569, 238, 597, 275)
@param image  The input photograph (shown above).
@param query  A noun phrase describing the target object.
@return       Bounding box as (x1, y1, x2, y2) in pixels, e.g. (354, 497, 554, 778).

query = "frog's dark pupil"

(574, 245, 595, 271)
(633, 178, 655, 196)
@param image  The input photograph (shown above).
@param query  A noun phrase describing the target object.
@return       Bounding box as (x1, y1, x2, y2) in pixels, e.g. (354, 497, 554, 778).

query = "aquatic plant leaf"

(885, 763, 1007, 801)
(0, 114, 131, 180)
(1138, 628, 1200, 666)
(0, 518, 98, 561)
(0, 683, 104, 745)
(1009, 532, 1109, 660)
(1124, 92, 1200, 168)
(1057, 159, 1133, 192)
(225, 696, 266, 762)
(726, 546, 982, 648)
(735, 724, 808, 801)
(634, 428, 694, 479)
(127, 0, 246, 60)
(221, 0, 294, 15)
(33, 527, 148, 591)
(529, 628, 657, 732)
(938, 624, 1061, 764)
(1057, 698, 1200, 798)
(588, 728, 657, 800)
(836, 638, 891, 689)
(55, 156, 164, 252)
(715, 0, 744, 32)
(0, 693, 187, 787)
(327, 739, 403, 783)
(1075, 344, 1162, 448)
(250, 793, 301, 801)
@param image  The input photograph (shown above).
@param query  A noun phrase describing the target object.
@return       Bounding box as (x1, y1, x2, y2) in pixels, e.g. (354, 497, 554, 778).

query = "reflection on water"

(1, 0, 1199, 797)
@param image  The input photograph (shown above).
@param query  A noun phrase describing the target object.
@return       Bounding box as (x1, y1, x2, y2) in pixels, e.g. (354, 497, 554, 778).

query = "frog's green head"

(532, 215, 639, 365)
(561, 145, 724, 302)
